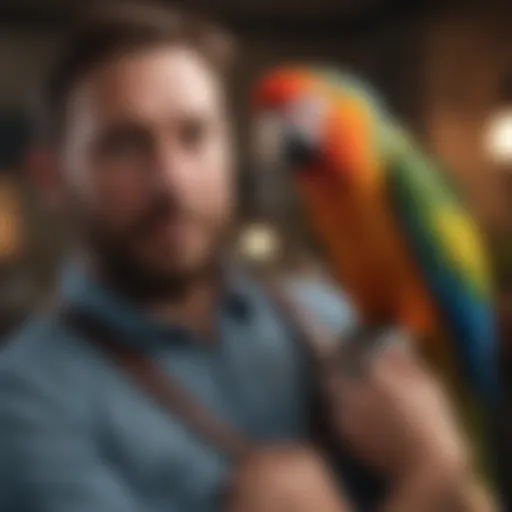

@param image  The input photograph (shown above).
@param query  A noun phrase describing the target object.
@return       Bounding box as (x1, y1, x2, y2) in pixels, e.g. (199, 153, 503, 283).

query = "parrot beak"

(286, 130, 319, 168)
(252, 110, 320, 177)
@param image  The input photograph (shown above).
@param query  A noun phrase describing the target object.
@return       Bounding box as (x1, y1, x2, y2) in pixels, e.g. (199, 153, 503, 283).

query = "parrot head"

(251, 68, 328, 175)
(251, 66, 389, 190)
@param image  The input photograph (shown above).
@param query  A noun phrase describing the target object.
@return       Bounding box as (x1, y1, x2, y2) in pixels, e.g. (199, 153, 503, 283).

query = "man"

(0, 2, 494, 511)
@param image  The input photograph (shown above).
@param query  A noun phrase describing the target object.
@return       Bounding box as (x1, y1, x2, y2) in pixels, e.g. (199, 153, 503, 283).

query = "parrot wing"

(385, 140, 499, 400)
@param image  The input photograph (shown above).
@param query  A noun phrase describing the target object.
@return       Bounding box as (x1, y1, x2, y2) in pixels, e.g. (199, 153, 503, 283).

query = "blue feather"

(387, 157, 500, 404)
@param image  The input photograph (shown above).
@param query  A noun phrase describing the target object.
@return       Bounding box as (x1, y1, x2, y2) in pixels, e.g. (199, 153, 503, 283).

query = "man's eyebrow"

(95, 108, 217, 139)
(98, 118, 151, 135)
(161, 110, 218, 130)
(93, 121, 152, 151)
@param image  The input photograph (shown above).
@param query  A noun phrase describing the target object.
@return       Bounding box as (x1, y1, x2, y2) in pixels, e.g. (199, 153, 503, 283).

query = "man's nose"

(150, 136, 193, 192)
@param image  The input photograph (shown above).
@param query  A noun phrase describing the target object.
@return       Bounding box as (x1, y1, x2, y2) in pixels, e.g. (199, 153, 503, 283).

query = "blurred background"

(0, 0, 510, 355)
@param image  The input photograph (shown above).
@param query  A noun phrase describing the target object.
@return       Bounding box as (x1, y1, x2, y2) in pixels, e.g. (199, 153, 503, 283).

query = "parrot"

(250, 66, 505, 493)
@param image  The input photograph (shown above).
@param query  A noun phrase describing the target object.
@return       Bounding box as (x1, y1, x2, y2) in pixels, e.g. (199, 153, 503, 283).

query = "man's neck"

(148, 279, 219, 340)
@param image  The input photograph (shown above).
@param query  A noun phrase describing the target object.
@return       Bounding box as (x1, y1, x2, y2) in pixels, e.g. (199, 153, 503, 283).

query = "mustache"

(130, 194, 205, 237)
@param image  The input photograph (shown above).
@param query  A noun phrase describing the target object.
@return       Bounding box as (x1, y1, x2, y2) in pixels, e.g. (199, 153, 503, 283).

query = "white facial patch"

(286, 95, 326, 145)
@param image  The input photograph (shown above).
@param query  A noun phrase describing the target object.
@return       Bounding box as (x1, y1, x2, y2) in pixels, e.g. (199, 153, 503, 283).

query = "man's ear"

(25, 144, 63, 209)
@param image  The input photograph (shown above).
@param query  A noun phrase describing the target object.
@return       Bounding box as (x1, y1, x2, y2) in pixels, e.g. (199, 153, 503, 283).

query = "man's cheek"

(216, 179, 234, 222)
(201, 193, 230, 230)
(204, 163, 233, 213)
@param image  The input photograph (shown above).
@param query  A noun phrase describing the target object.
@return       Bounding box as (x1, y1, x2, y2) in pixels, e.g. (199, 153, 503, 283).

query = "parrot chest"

(298, 174, 436, 331)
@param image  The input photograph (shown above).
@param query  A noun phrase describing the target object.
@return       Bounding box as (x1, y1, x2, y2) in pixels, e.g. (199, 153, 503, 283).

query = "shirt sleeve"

(284, 277, 359, 339)
(0, 370, 141, 512)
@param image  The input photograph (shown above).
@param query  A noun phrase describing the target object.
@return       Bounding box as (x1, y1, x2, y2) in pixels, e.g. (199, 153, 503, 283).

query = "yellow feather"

(431, 207, 491, 295)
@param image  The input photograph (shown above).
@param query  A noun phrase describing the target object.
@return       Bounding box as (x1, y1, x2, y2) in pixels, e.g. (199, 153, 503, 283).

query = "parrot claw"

(333, 324, 412, 377)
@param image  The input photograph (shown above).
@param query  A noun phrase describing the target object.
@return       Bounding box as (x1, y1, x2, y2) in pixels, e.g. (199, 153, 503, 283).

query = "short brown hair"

(41, 1, 236, 139)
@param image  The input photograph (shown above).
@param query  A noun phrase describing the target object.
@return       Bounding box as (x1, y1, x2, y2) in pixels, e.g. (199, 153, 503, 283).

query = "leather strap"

(61, 308, 254, 463)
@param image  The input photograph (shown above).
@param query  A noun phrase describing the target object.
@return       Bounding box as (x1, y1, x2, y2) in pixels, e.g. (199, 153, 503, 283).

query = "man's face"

(59, 46, 234, 292)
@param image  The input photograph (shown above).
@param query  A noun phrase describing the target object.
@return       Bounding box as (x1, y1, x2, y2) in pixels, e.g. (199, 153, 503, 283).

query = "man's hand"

(326, 341, 497, 510)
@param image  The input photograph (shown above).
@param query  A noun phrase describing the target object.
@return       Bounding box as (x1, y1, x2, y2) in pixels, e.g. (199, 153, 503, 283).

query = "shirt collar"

(59, 261, 254, 352)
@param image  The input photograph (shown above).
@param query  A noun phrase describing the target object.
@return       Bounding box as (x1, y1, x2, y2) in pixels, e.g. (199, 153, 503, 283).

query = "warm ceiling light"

(485, 109, 512, 166)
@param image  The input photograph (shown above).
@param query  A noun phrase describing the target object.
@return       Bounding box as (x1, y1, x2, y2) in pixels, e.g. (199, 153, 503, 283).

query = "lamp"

(485, 73, 512, 166)
(486, 111, 512, 165)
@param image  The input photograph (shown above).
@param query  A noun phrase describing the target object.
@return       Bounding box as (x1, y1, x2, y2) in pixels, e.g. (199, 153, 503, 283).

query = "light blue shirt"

(0, 266, 376, 512)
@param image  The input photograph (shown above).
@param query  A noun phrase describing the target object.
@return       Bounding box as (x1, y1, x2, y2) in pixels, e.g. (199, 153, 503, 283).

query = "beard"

(91, 241, 224, 302)
(69, 192, 231, 303)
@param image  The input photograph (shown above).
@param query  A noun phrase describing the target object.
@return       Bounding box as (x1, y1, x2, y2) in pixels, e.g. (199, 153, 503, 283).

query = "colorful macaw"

(251, 66, 504, 487)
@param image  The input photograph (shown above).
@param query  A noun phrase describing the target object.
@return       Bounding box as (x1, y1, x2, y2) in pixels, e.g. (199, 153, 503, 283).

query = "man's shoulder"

(2, 309, 75, 366)
(282, 276, 358, 337)
(0, 310, 98, 417)
(1, 312, 60, 371)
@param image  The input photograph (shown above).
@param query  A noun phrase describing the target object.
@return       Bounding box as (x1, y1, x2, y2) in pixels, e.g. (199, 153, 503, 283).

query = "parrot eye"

(279, 95, 326, 168)
(252, 96, 326, 175)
